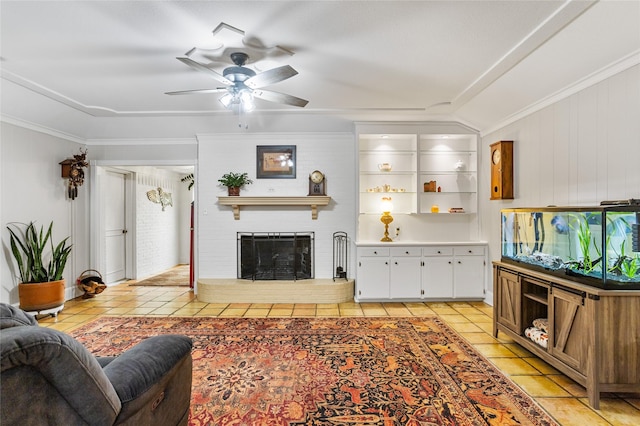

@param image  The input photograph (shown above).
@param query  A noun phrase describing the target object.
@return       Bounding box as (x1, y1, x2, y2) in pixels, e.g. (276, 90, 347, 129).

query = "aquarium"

(501, 203, 640, 289)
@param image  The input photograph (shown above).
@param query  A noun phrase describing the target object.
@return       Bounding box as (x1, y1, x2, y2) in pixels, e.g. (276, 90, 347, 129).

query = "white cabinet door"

(422, 257, 454, 298)
(454, 256, 485, 298)
(390, 257, 422, 298)
(357, 257, 390, 299)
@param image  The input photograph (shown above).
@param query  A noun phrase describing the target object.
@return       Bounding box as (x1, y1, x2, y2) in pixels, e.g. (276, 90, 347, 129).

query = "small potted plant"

(6, 221, 72, 312)
(218, 172, 253, 196)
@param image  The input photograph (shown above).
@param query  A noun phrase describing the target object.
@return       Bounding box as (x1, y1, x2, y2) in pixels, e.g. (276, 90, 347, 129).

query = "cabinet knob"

(395, 261, 398, 265)
(385, 261, 388, 265)
(468, 250, 473, 253)
(437, 250, 441, 254)
(458, 261, 462, 264)
(448, 261, 452, 264)
(374, 251, 377, 254)
(405, 251, 409, 254)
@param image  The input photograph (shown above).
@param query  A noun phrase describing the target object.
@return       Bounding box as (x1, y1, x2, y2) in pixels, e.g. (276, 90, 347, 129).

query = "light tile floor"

(39, 284, 640, 426)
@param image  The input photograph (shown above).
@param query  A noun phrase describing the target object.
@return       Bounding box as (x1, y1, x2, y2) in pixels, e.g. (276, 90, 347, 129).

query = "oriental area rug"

(70, 317, 558, 426)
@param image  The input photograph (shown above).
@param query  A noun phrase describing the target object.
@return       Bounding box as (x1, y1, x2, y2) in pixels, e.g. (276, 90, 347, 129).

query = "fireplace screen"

(238, 232, 314, 280)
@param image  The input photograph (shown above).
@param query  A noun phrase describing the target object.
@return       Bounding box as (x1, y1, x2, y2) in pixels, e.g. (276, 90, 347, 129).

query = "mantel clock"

(308, 170, 326, 195)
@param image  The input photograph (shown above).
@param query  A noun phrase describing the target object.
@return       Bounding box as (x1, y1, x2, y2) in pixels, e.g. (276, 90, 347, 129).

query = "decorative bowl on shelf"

(378, 163, 392, 172)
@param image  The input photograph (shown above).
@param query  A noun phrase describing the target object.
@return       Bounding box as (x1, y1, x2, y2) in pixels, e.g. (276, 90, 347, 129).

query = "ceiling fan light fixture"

(239, 89, 255, 111)
(219, 92, 234, 108)
(169, 51, 308, 115)
(242, 100, 255, 112)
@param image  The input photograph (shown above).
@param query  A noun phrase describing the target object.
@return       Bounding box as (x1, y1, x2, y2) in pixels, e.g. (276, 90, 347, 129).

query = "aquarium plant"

(567, 213, 601, 274)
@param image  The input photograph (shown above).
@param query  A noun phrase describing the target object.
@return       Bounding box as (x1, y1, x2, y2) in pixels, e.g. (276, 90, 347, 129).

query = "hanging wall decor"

(59, 148, 89, 200)
(147, 187, 173, 211)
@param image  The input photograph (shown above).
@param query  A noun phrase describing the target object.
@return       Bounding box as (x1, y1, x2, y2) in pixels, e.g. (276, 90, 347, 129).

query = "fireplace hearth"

(238, 232, 314, 280)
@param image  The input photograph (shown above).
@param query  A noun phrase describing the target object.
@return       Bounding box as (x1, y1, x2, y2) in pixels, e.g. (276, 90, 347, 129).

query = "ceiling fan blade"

(253, 89, 308, 107)
(245, 65, 298, 89)
(176, 57, 232, 85)
(165, 88, 227, 95)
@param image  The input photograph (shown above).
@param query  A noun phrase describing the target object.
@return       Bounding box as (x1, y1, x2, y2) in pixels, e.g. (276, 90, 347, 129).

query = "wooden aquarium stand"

(493, 261, 640, 409)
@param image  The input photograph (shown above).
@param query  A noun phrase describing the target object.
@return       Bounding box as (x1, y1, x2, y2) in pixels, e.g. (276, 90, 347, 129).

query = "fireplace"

(238, 232, 314, 280)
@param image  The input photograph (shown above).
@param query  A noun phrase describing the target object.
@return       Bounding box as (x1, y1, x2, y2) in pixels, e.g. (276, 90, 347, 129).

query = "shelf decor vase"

(227, 187, 240, 196)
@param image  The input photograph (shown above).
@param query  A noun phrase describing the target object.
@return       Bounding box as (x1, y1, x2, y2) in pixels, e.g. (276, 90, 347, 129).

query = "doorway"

(91, 163, 195, 286)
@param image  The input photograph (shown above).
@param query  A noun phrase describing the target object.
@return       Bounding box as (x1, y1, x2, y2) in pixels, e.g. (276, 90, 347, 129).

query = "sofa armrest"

(102, 334, 192, 403)
(103, 335, 193, 425)
(1, 326, 121, 426)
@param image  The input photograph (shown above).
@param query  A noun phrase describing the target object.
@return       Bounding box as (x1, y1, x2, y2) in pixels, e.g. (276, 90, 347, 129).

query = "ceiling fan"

(166, 52, 308, 112)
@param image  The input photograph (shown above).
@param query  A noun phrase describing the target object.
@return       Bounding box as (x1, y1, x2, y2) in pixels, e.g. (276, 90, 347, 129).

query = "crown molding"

(85, 138, 197, 146)
(1, 114, 86, 144)
(480, 49, 640, 137)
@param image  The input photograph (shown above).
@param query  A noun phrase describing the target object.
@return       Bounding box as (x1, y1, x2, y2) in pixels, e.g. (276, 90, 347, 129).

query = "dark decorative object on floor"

(333, 231, 348, 281)
(76, 269, 106, 299)
(71, 316, 559, 426)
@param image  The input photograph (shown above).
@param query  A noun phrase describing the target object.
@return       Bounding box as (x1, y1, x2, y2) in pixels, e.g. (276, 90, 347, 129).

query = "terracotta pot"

(18, 280, 66, 311)
(228, 187, 240, 196)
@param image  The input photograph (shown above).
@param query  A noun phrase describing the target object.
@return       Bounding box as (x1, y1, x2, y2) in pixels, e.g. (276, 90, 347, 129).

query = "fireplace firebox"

(238, 232, 314, 280)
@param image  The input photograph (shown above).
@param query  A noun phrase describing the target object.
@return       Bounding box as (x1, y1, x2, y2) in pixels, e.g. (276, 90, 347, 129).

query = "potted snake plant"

(218, 172, 253, 196)
(7, 221, 72, 312)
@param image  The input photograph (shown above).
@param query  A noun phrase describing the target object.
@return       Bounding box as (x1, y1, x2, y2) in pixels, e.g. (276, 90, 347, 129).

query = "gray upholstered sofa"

(0, 303, 193, 425)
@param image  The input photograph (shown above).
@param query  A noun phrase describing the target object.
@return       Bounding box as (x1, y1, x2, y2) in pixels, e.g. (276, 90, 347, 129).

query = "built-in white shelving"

(357, 133, 478, 215)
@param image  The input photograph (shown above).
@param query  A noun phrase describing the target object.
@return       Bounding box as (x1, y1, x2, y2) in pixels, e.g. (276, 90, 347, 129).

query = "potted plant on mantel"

(218, 172, 253, 196)
(7, 221, 72, 313)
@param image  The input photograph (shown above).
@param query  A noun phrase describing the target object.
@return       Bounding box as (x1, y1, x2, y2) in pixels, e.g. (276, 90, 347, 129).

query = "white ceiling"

(1, 0, 639, 139)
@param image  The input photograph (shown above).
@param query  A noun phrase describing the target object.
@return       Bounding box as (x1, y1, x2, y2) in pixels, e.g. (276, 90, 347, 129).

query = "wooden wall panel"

(576, 86, 598, 204)
(481, 64, 640, 263)
(552, 99, 571, 205)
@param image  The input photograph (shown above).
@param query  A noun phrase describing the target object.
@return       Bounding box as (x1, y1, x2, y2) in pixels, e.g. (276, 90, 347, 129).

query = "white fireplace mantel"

(217, 196, 331, 220)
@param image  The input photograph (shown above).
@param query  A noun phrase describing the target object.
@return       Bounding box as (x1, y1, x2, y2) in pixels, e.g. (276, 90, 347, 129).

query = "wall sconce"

(380, 196, 394, 242)
(59, 148, 88, 200)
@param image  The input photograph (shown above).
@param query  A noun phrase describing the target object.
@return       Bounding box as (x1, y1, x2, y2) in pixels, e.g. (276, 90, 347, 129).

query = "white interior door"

(105, 171, 127, 283)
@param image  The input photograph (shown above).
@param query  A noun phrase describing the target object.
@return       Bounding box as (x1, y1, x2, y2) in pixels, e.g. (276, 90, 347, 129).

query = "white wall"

(1, 123, 90, 304)
(197, 132, 357, 280)
(479, 64, 640, 263)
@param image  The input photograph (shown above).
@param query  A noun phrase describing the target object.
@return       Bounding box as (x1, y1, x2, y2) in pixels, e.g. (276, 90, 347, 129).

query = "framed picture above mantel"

(257, 145, 296, 179)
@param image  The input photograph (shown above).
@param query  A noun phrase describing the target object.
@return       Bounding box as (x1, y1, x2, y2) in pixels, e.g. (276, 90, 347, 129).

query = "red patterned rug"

(70, 317, 558, 426)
